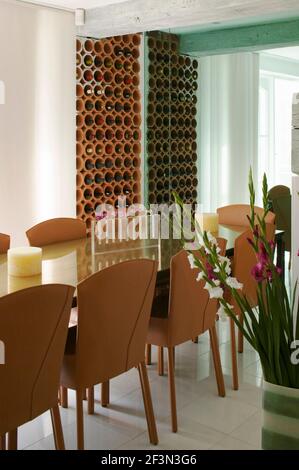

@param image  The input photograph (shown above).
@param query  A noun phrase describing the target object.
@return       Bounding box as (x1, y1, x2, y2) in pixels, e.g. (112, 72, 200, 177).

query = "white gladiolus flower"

(226, 277, 243, 290)
(219, 255, 230, 264)
(205, 279, 220, 287)
(196, 271, 204, 282)
(197, 231, 217, 248)
(219, 255, 232, 275)
(206, 231, 217, 245)
(204, 280, 223, 299)
(209, 286, 224, 299)
(188, 254, 196, 269)
(196, 234, 204, 247)
(224, 265, 232, 275)
(214, 266, 220, 273)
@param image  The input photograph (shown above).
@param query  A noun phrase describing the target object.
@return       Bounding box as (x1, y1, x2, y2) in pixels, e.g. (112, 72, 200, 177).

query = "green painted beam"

(180, 18, 299, 56)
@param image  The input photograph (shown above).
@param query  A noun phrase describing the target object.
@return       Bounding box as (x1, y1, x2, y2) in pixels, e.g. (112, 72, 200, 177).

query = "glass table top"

(0, 224, 269, 297)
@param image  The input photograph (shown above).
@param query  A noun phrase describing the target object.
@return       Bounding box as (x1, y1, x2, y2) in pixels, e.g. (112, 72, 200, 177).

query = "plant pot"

(262, 381, 299, 449)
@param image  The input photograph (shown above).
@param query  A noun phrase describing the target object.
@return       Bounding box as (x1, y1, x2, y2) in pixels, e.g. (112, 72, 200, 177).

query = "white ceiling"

(265, 47, 299, 61)
(18, 0, 128, 10)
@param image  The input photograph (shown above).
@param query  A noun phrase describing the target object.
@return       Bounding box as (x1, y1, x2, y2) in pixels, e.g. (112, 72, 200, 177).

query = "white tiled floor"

(19, 319, 264, 450)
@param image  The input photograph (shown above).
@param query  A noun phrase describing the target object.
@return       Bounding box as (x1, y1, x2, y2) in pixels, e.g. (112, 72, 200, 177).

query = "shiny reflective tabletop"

(0, 224, 279, 297)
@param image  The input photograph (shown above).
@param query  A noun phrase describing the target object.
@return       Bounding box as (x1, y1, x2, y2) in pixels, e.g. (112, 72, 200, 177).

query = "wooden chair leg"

(60, 386, 68, 408)
(167, 346, 177, 432)
(209, 325, 226, 397)
(230, 317, 239, 390)
(145, 344, 152, 365)
(76, 390, 84, 450)
(0, 434, 6, 450)
(101, 381, 110, 407)
(138, 361, 158, 445)
(83, 389, 87, 400)
(7, 429, 17, 450)
(158, 346, 164, 376)
(87, 387, 94, 415)
(238, 313, 244, 353)
(192, 336, 198, 343)
(50, 404, 65, 450)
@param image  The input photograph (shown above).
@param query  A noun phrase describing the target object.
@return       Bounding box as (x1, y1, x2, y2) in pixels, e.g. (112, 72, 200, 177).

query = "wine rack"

(76, 34, 142, 232)
(146, 32, 198, 206)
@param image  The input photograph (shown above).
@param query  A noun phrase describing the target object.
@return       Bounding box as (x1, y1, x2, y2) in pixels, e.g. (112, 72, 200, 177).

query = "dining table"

(0, 224, 285, 307)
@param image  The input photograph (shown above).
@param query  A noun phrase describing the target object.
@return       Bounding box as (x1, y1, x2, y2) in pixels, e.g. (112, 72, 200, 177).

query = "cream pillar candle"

(8, 274, 42, 293)
(8, 247, 42, 277)
(195, 213, 219, 233)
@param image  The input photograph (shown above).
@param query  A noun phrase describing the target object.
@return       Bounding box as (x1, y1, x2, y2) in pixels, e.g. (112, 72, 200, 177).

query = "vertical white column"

(292, 175, 299, 283)
(291, 93, 299, 291)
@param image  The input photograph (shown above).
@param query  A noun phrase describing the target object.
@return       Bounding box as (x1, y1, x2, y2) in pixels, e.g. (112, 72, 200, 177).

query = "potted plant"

(175, 170, 299, 450)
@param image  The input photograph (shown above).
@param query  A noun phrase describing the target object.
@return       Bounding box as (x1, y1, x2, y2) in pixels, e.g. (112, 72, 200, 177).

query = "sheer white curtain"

(200, 52, 260, 211)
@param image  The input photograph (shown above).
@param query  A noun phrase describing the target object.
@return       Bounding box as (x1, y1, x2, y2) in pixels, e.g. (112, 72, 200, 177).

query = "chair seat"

(147, 317, 170, 347)
(60, 354, 77, 390)
(147, 313, 215, 348)
(61, 348, 114, 390)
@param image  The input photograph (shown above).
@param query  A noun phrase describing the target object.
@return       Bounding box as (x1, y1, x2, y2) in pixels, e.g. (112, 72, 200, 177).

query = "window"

(258, 71, 299, 202)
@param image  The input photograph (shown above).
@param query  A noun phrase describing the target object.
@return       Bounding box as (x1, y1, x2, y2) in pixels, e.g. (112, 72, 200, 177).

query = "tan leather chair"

(217, 204, 275, 229)
(0, 284, 74, 450)
(26, 217, 86, 405)
(0, 233, 10, 254)
(228, 224, 275, 390)
(146, 237, 228, 371)
(268, 185, 290, 198)
(268, 185, 291, 254)
(26, 218, 86, 247)
(146, 246, 226, 433)
(60, 259, 158, 449)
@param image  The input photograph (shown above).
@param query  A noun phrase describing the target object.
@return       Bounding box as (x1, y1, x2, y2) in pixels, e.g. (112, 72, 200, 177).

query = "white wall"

(0, 0, 76, 246)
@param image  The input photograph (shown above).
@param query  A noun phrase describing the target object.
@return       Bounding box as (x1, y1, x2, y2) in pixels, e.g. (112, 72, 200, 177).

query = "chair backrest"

(167, 238, 227, 346)
(0, 233, 10, 254)
(233, 224, 275, 308)
(0, 284, 74, 435)
(268, 186, 291, 251)
(73, 259, 157, 386)
(217, 204, 275, 227)
(26, 218, 86, 247)
(268, 185, 290, 199)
